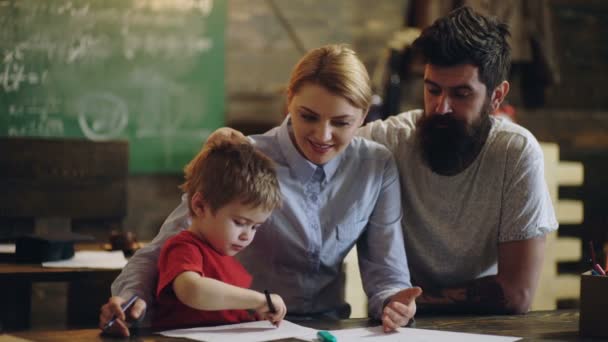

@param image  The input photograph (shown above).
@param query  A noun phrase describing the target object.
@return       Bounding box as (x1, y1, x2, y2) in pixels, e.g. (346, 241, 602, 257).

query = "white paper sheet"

(159, 320, 318, 342)
(327, 326, 520, 342)
(42, 250, 127, 269)
(0, 243, 16, 253)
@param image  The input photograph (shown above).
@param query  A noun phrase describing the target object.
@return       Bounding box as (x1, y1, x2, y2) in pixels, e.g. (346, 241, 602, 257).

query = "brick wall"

(226, 0, 407, 127)
(517, 0, 608, 146)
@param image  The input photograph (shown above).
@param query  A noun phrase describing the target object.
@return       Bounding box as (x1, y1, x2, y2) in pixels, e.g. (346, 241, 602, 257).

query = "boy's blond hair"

(180, 142, 281, 216)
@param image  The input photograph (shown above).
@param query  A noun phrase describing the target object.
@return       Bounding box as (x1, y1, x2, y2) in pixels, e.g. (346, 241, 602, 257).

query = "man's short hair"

(413, 6, 511, 93)
(180, 141, 281, 215)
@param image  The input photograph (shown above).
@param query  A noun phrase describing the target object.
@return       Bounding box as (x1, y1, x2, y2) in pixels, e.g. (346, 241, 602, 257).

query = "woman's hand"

(382, 286, 422, 332)
(206, 127, 248, 147)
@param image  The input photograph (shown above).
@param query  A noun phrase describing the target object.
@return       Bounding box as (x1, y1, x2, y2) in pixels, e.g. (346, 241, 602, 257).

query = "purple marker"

(102, 295, 139, 331)
(592, 263, 606, 276)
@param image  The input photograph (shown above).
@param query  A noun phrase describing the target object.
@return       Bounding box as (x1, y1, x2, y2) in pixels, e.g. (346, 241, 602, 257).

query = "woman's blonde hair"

(286, 44, 372, 111)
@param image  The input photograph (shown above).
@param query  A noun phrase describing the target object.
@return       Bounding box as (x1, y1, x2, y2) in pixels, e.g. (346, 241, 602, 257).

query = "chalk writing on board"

(56, 2, 90, 17)
(6, 96, 64, 137)
(8, 98, 62, 117)
(1, 48, 49, 92)
(122, 34, 212, 60)
(5, 34, 213, 66)
(0, 0, 214, 15)
(133, 0, 213, 15)
(77, 92, 129, 141)
(8, 118, 64, 136)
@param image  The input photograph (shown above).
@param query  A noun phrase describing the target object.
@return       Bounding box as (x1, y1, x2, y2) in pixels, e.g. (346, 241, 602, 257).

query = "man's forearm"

(111, 245, 161, 305)
(416, 276, 514, 314)
(112, 207, 187, 303)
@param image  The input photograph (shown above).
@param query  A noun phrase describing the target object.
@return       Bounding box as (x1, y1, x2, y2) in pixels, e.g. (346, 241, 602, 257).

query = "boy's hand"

(206, 127, 247, 147)
(99, 296, 147, 337)
(256, 293, 287, 326)
(382, 286, 422, 333)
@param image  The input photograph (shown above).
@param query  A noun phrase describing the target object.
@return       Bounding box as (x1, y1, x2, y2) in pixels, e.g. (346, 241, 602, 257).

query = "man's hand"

(382, 286, 422, 332)
(99, 296, 147, 337)
(417, 287, 466, 306)
(206, 127, 247, 147)
(255, 293, 287, 327)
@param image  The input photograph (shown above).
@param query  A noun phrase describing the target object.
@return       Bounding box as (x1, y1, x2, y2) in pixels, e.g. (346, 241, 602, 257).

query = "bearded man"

(358, 6, 557, 315)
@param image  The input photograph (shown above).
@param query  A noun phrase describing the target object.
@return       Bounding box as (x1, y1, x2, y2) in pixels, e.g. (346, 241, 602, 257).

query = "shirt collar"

(276, 115, 343, 183)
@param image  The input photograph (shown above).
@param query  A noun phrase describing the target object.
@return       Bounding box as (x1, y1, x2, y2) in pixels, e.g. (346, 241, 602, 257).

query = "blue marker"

(102, 295, 139, 331)
(317, 330, 337, 342)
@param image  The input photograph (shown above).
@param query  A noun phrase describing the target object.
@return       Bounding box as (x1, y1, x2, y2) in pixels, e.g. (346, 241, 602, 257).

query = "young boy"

(153, 142, 286, 329)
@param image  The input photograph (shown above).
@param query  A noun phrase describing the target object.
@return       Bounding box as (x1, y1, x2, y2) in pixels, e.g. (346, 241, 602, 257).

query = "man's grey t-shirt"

(358, 110, 558, 288)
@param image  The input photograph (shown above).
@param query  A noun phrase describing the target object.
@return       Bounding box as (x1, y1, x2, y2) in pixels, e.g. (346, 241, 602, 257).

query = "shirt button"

(311, 195, 318, 201)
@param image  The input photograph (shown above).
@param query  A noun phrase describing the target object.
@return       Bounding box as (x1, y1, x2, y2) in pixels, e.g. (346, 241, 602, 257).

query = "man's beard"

(417, 103, 492, 176)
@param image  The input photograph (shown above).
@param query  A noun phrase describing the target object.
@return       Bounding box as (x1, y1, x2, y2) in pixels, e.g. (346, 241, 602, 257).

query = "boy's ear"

(191, 192, 207, 217)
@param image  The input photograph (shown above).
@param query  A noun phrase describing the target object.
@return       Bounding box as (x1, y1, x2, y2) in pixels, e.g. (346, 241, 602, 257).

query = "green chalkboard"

(0, 0, 225, 173)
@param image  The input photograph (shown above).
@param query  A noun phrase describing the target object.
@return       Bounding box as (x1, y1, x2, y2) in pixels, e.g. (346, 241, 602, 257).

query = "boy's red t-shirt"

(154, 230, 254, 329)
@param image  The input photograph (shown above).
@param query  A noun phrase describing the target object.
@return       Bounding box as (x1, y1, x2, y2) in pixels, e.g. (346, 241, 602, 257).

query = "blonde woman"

(101, 45, 420, 336)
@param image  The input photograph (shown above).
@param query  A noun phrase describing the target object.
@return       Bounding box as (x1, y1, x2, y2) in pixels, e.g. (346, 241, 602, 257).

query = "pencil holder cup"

(579, 272, 608, 337)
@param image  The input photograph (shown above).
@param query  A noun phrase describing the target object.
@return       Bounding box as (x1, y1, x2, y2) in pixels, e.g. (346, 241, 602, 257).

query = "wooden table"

(0, 244, 122, 330)
(6, 310, 600, 341)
